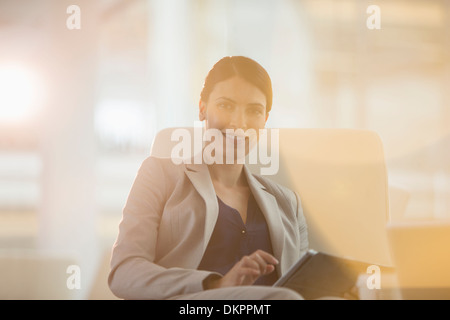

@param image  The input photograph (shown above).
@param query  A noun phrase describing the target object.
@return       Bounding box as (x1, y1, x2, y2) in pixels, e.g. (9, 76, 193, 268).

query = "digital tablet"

(273, 250, 394, 299)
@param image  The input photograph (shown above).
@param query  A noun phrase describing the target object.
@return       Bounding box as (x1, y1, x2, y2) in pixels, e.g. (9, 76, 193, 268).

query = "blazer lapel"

(243, 166, 286, 277)
(184, 162, 287, 276)
(184, 162, 219, 252)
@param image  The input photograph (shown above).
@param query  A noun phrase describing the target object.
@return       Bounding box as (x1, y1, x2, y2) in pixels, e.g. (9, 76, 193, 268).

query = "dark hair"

(200, 56, 273, 113)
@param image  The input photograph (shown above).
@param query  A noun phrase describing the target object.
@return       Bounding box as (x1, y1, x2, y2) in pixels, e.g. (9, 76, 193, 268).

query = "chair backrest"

(151, 127, 392, 266)
(388, 185, 410, 222)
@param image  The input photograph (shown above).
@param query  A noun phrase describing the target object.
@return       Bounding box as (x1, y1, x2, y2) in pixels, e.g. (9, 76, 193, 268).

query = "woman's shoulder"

(141, 155, 183, 167)
(139, 156, 186, 178)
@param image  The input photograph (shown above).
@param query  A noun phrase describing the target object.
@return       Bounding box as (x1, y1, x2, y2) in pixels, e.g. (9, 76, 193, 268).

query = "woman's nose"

(229, 109, 247, 130)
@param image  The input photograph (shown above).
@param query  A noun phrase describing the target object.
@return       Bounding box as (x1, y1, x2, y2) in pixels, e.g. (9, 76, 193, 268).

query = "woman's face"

(199, 76, 269, 162)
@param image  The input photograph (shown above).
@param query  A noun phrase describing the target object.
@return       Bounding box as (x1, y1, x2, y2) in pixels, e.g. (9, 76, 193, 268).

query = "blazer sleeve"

(108, 157, 220, 300)
(294, 191, 309, 258)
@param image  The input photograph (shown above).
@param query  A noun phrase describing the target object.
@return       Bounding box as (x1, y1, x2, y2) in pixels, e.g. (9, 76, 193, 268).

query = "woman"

(108, 56, 308, 300)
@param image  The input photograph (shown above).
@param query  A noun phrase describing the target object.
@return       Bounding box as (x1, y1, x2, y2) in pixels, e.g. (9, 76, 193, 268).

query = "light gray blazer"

(108, 156, 308, 300)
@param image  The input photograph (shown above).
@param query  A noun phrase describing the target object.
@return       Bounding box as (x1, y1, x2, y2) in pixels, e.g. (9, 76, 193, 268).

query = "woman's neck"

(207, 163, 247, 188)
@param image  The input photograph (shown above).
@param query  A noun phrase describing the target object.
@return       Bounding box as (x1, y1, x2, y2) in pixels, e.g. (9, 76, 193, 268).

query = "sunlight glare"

(0, 64, 41, 123)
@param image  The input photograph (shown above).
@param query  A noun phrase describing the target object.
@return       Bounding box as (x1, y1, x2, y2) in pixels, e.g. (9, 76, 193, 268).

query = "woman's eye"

(218, 103, 233, 110)
(249, 108, 263, 116)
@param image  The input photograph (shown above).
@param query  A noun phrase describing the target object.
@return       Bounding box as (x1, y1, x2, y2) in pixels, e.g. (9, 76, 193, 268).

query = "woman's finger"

(253, 250, 279, 265)
(240, 255, 261, 271)
(252, 253, 268, 274)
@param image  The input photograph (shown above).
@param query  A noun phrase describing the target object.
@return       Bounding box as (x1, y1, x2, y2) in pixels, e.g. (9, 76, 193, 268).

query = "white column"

(38, 0, 100, 298)
(147, 0, 195, 131)
(355, 0, 371, 129)
(444, 0, 450, 134)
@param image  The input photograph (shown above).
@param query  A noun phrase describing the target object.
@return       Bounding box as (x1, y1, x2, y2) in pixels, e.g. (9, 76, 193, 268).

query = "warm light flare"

(0, 64, 42, 124)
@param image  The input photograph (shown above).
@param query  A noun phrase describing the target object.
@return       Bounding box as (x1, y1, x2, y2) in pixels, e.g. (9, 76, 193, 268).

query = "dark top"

(198, 193, 278, 286)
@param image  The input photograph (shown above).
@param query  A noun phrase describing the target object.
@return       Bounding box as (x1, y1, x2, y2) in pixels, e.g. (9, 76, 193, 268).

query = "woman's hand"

(207, 250, 279, 289)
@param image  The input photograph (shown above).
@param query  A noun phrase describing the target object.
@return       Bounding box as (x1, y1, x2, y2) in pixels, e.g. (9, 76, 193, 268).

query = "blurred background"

(0, 0, 449, 299)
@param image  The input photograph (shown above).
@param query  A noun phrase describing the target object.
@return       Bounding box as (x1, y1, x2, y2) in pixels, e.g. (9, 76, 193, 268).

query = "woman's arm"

(108, 157, 220, 299)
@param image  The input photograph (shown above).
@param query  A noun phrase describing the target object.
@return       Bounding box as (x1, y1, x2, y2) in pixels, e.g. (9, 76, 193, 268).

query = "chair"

(388, 185, 410, 222)
(150, 127, 393, 267)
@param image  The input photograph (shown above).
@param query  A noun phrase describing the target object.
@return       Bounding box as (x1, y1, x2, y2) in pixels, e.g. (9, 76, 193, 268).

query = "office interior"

(0, 0, 449, 299)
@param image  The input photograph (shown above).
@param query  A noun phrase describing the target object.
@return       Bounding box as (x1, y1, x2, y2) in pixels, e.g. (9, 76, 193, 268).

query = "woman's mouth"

(222, 131, 248, 147)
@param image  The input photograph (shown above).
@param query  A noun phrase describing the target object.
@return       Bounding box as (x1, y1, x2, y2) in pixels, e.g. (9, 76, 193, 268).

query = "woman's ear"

(265, 111, 269, 124)
(199, 100, 207, 121)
